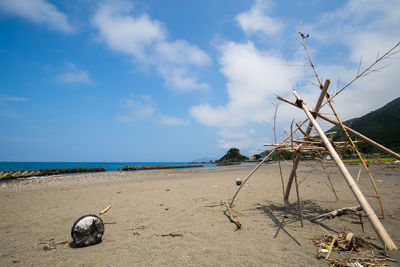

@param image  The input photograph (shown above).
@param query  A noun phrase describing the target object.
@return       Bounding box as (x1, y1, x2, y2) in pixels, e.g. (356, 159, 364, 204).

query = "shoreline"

(1, 162, 399, 266)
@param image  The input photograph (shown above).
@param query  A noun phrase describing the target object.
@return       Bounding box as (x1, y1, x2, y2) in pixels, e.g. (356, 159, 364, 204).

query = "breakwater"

(122, 164, 204, 171)
(0, 167, 105, 181)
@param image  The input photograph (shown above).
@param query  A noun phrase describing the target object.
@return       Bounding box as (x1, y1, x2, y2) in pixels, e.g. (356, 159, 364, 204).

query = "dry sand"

(1, 162, 399, 266)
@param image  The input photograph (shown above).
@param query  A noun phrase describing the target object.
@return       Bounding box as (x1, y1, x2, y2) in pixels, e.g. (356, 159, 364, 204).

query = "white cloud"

(308, 0, 400, 120)
(56, 71, 95, 86)
(92, 1, 210, 92)
(0, 0, 73, 33)
(0, 95, 28, 118)
(159, 115, 188, 126)
(0, 96, 28, 102)
(217, 128, 267, 155)
(190, 41, 303, 128)
(236, 0, 284, 36)
(55, 64, 95, 86)
(115, 95, 155, 123)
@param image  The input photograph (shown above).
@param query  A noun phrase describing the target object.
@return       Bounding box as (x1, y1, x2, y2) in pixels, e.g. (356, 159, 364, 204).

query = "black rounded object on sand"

(71, 214, 104, 247)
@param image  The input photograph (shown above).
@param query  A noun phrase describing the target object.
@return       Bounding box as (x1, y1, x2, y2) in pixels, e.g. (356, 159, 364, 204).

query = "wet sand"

(1, 162, 399, 266)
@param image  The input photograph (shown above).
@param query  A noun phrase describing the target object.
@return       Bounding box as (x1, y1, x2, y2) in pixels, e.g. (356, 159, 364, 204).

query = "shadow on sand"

(256, 200, 343, 246)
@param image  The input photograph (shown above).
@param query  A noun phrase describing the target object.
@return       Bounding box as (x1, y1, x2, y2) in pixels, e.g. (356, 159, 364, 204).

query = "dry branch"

(310, 206, 362, 222)
(225, 201, 241, 229)
(316, 157, 339, 201)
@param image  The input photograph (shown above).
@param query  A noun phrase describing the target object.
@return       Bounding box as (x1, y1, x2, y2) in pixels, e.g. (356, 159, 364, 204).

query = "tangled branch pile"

(312, 232, 396, 266)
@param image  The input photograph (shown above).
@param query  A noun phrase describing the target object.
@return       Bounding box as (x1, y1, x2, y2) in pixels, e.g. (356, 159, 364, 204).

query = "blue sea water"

(0, 162, 216, 172)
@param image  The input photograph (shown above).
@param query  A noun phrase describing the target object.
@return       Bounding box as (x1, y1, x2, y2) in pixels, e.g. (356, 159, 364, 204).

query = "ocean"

(0, 162, 216, 172)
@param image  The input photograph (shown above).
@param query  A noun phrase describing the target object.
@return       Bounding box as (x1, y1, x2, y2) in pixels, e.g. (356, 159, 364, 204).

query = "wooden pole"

(316, 157, 339, 201)
(291, 121, 304, 227)
(273, 104, 286, 199)
(293, 89, 397, 250)
(284, 79, 330, 200)
(230, 149, 275, 207)
(326, 100, 386, 219)
(276, 95, 400, 160)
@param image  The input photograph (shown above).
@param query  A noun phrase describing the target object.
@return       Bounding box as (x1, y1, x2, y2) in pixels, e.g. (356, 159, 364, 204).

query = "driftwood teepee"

(228, 31, 400, 251)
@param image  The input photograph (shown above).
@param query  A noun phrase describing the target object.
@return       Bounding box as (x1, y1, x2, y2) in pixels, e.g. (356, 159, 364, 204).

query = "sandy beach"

(1, 162, 399, 266)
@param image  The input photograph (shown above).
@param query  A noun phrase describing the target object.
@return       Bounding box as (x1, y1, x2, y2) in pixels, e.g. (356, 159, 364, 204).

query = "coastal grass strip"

(122, 164, 204, 171)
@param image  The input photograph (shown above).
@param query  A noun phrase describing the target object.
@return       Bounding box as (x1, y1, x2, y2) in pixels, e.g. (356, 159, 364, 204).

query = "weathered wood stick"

(291, 121, 304, 226)
(310, 206, 362, 222)
(293, 89, 397, 250)
(225, 201, 241, 229)
(276, 95, 400, 160)
(316, 157, 339, 201)
(325, 235, 337, 260)
(327, 100, 386, 219)
(230, 149, 275, 207)
(284, 80, 330, 200)
(99, 205, 111, 215)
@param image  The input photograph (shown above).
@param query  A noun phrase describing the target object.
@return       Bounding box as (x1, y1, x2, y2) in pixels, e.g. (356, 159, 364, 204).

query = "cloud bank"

(0, 0, 73, 33)
(92, 1, 210, 92)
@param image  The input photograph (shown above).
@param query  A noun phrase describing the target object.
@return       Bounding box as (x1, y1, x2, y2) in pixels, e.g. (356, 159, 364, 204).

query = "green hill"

(216, 148, 248, 165)
(328, 97, 400, 153)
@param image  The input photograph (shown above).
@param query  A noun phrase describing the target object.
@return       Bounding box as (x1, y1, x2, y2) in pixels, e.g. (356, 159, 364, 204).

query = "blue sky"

(0, 0, 399, 162)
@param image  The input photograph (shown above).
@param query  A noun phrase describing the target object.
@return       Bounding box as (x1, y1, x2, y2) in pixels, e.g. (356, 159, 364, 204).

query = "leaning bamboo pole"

(291, 121, 304, 227)
(326, 100, 386, 219)
(316, 157, 339, 201)
(230, 149, 275, 207)
(293, 90, 397, 250)
(276, 95, 400, 160)
(284, 79, 330, 200)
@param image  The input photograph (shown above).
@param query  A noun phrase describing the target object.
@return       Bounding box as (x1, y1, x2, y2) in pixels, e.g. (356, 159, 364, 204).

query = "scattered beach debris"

(130, 225, 148, 231)
(312, 232, 395, 266)
(99, 205, 111, 215)
(235, 178, 242, 186)
(201, 202, 224, 208)
(37, 239, 69, 251)
(71, 214, 104, 247)
(122, 164, 203, 171)
(159, 233, 184, 237)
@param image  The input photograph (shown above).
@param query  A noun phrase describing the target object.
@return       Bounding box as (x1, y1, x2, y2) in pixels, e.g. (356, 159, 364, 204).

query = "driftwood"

(225, 201, 241, 229)
(325, 235, 337, 260)
(159, 233, 184, 237)
(310, 206, 362, 222)
(99, 205, 111, 215)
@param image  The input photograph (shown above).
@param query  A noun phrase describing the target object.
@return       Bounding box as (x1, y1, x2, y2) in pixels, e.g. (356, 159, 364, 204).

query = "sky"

(0, 0, 399, 162)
